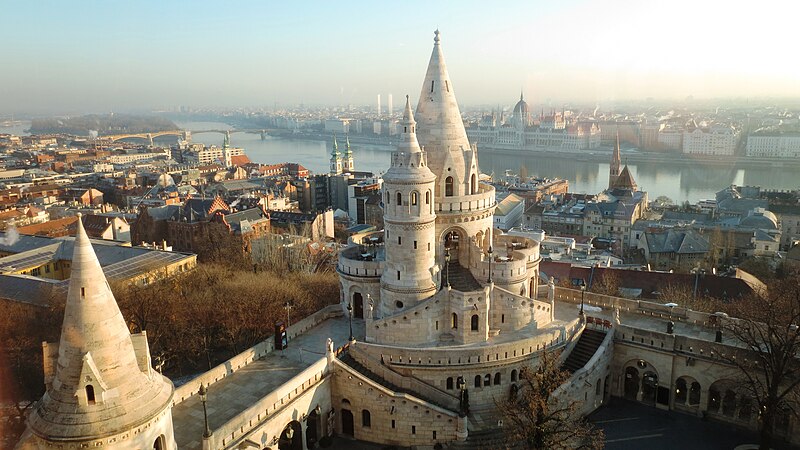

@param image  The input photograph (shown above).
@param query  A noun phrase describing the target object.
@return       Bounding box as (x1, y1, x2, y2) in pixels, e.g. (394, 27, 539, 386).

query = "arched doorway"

(278, 421, 302, 450)
(153, 435, 165, 450)
(641, 371, 658, 405)
(624, 367, 639, 400)
(341, 408, 354, 436)
(444, 230, 461, 262)
(352, 292, 364, 319)
(306, 409, 320, 449)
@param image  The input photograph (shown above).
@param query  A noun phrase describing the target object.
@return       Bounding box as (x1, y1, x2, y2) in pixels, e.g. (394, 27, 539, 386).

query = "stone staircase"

(446, 262, 483, 292)
(337, 352, 455, 412)
(562, 328, 606, 374)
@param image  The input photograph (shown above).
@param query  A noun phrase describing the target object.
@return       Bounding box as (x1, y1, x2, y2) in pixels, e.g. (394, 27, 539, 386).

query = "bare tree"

(590, 270, 620, 297)
(718, 275, 800, 450)
(499, 350, 603, 449)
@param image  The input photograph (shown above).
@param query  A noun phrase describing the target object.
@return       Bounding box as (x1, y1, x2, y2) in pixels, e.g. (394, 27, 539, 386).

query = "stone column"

(547, 277, 555, 322)
(456, 415, 468, 441)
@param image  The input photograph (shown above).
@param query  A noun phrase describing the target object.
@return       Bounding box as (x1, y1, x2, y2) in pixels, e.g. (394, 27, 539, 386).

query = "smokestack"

(387, 93, 393, 117)
(377, 94, 382, 116)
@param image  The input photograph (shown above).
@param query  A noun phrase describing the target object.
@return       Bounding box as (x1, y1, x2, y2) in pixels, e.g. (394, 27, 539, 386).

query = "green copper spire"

(332, 133, 340, 156)
(344, 134, 352, 157)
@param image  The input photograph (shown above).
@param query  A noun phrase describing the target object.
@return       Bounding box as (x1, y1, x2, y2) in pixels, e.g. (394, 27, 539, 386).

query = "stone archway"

(341, 409, 354, 437)
(278, 421, 302, 450)
(306, 409, 320, 449)
(624, 366, 639, 400)
(352, 292, 364, 319)
(441, 226, 469, 267)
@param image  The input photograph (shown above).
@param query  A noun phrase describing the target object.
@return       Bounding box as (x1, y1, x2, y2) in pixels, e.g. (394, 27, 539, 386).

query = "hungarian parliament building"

(465, 93, 602, 151)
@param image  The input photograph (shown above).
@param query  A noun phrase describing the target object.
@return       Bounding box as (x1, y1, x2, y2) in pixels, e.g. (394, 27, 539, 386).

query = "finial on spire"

(520, 89, 524, 101)
(403, 95, 414, 122)
(434, 29, 440, 44)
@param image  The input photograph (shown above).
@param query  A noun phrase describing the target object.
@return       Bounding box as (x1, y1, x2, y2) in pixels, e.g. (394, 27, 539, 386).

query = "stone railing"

(554, 326, 615, 416)
(436, 183, 495, 215)
(492, 285, 551, 325)
(337, 245, 384, 278)
(348, 343, 460, 412)
(210, 357, 329, 449)
(172, 304, 341, 405)
(553, 287, 718, 328)
(334, 355, 461, 418)
(360, 318, 582, 368)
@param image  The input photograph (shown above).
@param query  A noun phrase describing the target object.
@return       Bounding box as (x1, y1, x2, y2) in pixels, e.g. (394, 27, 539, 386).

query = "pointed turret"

(25, 215, 174, 444)
(343, 134, 354, 172)
(330, 133, 343, 175)
(414, 30, 472, 185)
(397, 95, 422, 154)
(609, 131, 622, 189)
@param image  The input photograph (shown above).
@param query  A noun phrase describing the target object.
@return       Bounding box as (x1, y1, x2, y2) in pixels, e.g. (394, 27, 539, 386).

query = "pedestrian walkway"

(171, 316, 365, 449)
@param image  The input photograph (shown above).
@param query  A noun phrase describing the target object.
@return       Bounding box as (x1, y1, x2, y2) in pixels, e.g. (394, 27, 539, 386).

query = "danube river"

(3, 120, 798, 204)
(177, 122, 799, 204)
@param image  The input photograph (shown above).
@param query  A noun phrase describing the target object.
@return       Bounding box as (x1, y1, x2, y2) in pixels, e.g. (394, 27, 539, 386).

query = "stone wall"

(331, 359, 463, 447)
(173, 304, 341, 405)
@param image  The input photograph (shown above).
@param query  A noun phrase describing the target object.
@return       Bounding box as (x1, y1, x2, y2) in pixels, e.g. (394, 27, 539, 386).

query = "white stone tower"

(379, 95, 438, 313)
(330, 133, 343, 175)
(343, 134, 355, 173)
(18, 216, 176, 450)
(414, 30, 495, 266)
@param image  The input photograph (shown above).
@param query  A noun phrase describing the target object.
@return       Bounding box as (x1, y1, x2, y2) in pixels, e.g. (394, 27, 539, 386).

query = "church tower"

(18, 216, 176, 450)
(414, 30, 495, 266)
(330, 133, 343, 175)
(343, 134, 355, 173)
(379, 96, 438, 313)
(609, 131, 621, 189)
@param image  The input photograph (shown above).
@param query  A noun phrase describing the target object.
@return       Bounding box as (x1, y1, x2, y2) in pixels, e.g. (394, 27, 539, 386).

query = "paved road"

(589, 398, 795, 450)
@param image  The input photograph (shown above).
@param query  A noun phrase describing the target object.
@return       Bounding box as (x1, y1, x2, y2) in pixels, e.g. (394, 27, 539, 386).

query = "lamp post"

(665, 302, 678, 334)
(487, 245, 493, 283)
(347, 303, 354, 341)
(285, 301, 293, 329)
(445, 247, 451, 289)
(199, 383, 211, 438)
(580, 281, 586, 316)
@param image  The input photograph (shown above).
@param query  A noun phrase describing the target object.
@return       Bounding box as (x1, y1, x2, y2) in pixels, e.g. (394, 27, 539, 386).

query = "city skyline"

(3, 0, 800, 115)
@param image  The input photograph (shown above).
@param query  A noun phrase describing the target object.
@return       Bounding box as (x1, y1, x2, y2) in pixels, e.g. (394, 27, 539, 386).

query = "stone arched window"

(446, 377, 454, 390)
(452, 313, 458, 329)
(471, 314, 479, 331)
(85, 385, 96, 405)
(396, 192, 402, 206)
(386, 191, 390, 205)
(411, 191, 418, 206)
(511, 369, 518, 382)
(474, 375, 482, 388)
(470, 173, 477, 194)
(484, 374, 492, 386)
(362, 409, 371, 427)
(153, 436, 165, 450)
(445, 176, 454, 197)
(425, 190, 431, 204)
(494, 372, 501, 385)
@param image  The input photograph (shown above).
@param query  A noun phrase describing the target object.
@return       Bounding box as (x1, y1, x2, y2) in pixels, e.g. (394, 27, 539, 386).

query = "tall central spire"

(414, 30, 471, 181)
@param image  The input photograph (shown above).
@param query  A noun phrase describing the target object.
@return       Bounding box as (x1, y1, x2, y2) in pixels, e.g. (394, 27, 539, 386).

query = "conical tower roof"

(414, 30, 471, 181)
(385, 95, 435, 183)
(331, 133, 340, 157)
(27, 215, 173, 441)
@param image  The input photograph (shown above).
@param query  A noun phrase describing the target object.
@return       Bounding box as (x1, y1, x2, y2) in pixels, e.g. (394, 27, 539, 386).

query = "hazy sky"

(2, 0, 799, 115)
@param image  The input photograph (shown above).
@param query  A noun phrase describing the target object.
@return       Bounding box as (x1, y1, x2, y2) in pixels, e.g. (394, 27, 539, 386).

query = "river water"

(3, 120, 798, 204)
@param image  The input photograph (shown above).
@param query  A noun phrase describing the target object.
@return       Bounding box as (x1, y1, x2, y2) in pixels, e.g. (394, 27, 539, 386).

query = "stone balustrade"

(360, 317, 582, 368)
(209, 357, 329, 449)
(436, 183, 495, 215)
(337, 245, 384, 278)
(173, 305, 341, 405)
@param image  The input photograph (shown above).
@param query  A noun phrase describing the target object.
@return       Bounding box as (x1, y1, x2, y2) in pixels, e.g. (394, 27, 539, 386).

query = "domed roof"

(741, 208, 778, 230)
(513, 91, 530, 117)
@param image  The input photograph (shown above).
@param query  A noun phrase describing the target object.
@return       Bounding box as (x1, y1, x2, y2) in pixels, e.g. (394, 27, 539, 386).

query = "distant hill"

(29, 114, 179, 136)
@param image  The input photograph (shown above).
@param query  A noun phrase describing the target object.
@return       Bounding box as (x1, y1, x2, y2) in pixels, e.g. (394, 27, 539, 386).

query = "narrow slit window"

(431, 80, 435, 92)
(86, 385, 95, 405)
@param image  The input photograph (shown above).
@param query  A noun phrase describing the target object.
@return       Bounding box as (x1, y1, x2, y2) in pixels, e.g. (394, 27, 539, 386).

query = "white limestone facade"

(16, 216, 175, 450)
(337, 30, 543, 350)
